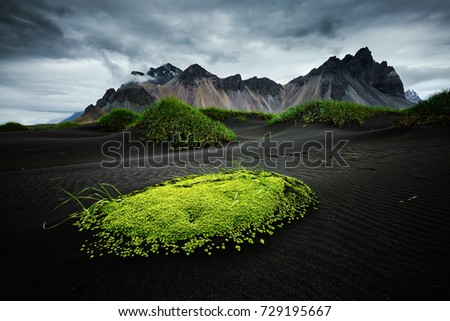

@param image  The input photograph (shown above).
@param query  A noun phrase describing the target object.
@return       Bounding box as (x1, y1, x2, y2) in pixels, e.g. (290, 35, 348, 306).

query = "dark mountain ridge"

(284, 47, 408, 107)
(79, 48, 412, 120)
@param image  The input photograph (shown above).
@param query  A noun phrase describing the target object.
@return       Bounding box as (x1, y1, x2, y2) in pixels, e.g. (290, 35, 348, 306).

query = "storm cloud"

(0, 0, 449, 123)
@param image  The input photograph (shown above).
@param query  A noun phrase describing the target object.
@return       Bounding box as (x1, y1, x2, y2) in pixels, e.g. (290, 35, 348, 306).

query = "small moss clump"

(0, 121, 30, 132)
(139, 97, 236, 148)
(98, 108, 141, 132)
(268, 100, 398, 127)
(73, 170, 317, 258)
(400, 89, 450, 125)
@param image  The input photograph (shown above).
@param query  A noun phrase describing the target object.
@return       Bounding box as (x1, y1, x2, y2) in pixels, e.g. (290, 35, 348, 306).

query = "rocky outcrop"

(95, 88, 117, 108)
(77, 105, 106, 123)
(131, 71, 145, 76)
(78, 85, 157, 122)
(343, 47, 405, 98)
(106, 85, 156, 112)
(213, 74, 244, 91)
(242, 77, 283, 97)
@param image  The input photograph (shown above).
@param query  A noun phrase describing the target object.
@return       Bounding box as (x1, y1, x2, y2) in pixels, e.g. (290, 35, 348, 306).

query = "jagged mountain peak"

(353, 47, 374, 64)
(178, 64, 217, 87)
(147, 63, 182, 76)
(162, 62, 179, 69)
(129, 63, 182, 85)
(340, 47, 374, 68)
(224, 74, 242, 82)
(343, 48, 376, 77)
(285, 47, 409, 106)
(314, 56, 342, 76)
(146, 63, 182, 85)
(180, 64, 215, 78)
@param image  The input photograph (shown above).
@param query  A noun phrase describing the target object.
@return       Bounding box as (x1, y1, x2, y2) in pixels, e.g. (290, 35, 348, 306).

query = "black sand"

(1, 119, 449, 300)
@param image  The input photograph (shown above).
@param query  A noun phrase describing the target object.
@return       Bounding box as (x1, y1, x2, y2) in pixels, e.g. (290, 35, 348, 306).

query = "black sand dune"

(1, 119, 449, 300)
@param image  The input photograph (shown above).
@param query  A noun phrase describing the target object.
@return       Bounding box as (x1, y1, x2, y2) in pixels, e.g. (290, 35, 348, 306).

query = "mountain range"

(79, 47, 413, 121)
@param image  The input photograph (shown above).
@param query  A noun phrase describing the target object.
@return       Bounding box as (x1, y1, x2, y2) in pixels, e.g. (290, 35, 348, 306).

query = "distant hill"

(78, 47, 412, 121)
(405, 89, 421, 103)
(60, 111, 83, 123)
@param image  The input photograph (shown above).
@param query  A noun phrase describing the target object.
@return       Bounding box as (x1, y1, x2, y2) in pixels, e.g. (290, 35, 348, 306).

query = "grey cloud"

(100, 51, 125, 81)
(0, 0, 449, 123)
(3, 0, 449, 62)
(267, 0, 449, 41)
(281, 17, 343, 40)
(397, 66, 450, 85)
(83, 34, 129, 56)
(319, 18, 343, 38)
(0, 0, 76, 58)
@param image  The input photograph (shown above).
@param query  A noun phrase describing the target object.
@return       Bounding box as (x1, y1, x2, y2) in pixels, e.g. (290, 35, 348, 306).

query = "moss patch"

(75, 170, 317, 258)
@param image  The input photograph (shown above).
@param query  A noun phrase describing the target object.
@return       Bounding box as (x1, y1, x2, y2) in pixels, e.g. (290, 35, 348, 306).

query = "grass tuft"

(139, 97, 236, 148)
(19, 122, 80, 131)
(57, 169, 318, 258)
(44, 183, 123, 230)
(200, 107, 274, 121)
(1, 121, 82, 132)
(0, 121, 30, 132)
(55, 121, 80, 130)
(268, 100, 398, 127)
(400, 89, 450, 125)
(98, 108, 142, 132)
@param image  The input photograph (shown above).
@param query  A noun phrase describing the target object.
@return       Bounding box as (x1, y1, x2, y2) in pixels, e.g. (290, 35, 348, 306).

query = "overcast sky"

(0, 0, 449, 124)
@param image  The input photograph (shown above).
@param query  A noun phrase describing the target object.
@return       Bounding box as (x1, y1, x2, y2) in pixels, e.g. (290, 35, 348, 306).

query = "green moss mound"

(268, 100, 398, 127)
(139, 97, 236, 148)
(75, 170, 317, 258)
(200, 107, 274, 121)
(98, 108, 141, 131)
(0, 121, 29, 132)
(401, 89, 450, 125)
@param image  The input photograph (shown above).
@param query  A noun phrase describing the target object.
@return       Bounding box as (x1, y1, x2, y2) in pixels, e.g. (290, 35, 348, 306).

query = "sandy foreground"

(0, 119, 449, 300)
